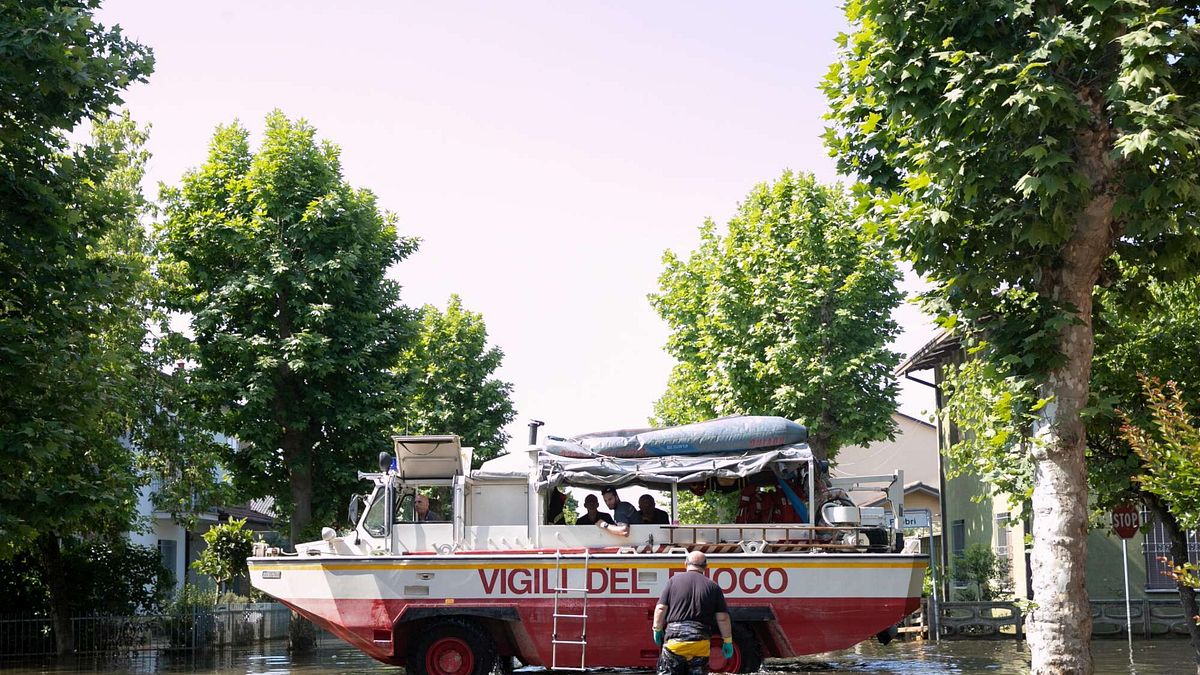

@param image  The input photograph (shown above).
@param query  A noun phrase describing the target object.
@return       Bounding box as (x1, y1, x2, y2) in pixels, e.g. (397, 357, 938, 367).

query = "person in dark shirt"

(651, 551, 733, 675)
(575, 494, 615, 526)
(598, 487, 638, 536)
(415, 494, 444, 522)
(638, 494, 670, 525)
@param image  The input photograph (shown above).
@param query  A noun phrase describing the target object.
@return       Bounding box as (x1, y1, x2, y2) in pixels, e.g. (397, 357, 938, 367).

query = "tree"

(650, 171, 901, 462)
(394, 295, 516, 466)
(952, 543, 1012, 602)
(158, 111, 418, 543)
(0, 538, 171, 617)
(933, 276, 1200, 664)
(192, 518, 256, 596)
(824, 3, 1200, 671)
(2, 45, 155, 651)
(1120, 377, 1200, 646)
(1, 0, 152, 545)
(675, 489, 739, 525)
(1122, 378, 1200, 529)
(1091, 279, 1200, 664)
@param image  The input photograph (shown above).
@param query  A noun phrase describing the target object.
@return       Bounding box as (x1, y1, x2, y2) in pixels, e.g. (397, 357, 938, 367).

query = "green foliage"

(0, 0, 155, 557)
(939, 339, 1043, 505)
(192, 518, 255, 591)
(394, 296, 516, 466)
(1088, 278, 1200, 514)
(166, 584, 217, 648)
(675, 489, 739, 525)
(1121, 379, 1200, 530)
(931, 277, 1200, 524)
(158, 111, 418, 540)
(824, 3, 1200, 370)
(1, 111, 158, 556)
(650, 171, 902, 460)
(952, 543, 1011, 602)
(0, 0, 153, 176)
(0, 538, 171, 616)
(825, 3, 1200, 659)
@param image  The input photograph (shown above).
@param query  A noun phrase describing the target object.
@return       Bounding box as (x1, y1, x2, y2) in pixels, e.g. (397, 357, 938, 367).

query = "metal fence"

(0, 603, 293, 659)
(924, 598, 1196, 640)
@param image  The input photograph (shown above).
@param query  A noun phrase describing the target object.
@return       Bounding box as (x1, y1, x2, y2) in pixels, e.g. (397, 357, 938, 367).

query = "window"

(995, 512, 1010, 559)
(952, 519, 965, 557)
(1143, 515, 1200, 591)
(158, 539, 177, 582)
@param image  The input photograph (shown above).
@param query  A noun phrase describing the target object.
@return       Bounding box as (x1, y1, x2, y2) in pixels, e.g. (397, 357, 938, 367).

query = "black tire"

(715, 623, 762, 673)
(406, 618, 497, 675)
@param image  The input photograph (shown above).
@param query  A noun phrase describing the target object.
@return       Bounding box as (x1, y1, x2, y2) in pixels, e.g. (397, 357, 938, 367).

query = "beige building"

(834, 412, 942, 533)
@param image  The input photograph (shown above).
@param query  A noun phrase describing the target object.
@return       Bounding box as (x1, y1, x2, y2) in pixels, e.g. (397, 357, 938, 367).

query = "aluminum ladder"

(550, 548, 590, 671)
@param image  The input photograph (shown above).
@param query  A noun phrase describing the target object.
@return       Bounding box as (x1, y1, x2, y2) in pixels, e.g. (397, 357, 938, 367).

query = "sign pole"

(1123, 538, 1132, 651)
(929, 525, 939, 642)
(1110, 502, 1140, 651)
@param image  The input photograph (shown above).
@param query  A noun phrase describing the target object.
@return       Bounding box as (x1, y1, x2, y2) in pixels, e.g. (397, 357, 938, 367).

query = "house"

(895, 332, 1189, 602)
(127, 433, 277, 594)
(834, 411, 942, 566)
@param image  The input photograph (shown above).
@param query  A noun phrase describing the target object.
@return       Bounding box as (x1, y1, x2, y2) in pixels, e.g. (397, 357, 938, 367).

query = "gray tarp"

(473, 444, 813, 490)
(544, 416, 808, 459)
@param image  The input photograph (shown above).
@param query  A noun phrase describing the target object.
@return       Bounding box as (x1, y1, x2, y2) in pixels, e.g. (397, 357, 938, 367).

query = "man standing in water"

(651, 551, 734, 675)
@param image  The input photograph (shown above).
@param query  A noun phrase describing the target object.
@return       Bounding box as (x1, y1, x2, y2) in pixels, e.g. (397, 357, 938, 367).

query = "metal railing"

(0, 603, 293, 659)
(921, 599, 1197, 640)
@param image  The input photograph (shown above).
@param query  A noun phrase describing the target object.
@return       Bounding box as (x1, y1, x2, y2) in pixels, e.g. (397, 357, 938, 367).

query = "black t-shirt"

(639, 508, 670, 524)
(576, 511, 615, 526)
(657, 570, 729, 631)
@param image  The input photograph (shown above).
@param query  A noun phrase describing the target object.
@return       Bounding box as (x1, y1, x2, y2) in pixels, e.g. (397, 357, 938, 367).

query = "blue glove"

(653, 629, 664, 647)
(721, 640, 734, 659)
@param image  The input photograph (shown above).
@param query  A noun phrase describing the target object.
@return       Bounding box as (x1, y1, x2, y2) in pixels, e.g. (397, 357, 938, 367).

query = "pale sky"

(98, 1, 937, 449)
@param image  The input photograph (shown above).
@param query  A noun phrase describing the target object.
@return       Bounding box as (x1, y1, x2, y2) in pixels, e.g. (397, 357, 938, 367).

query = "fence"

(0, 603, 293, 659)
(919, 598, 1197, 640)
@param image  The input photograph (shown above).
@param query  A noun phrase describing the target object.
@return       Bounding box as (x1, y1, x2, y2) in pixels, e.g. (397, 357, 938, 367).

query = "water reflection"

(0, 639, 1194, 674)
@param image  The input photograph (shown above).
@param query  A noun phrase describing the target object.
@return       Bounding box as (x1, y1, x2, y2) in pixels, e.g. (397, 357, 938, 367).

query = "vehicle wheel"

(711, 623, 762, 673)
(407, 619, 497, 675)
(491, 655, 515, 675)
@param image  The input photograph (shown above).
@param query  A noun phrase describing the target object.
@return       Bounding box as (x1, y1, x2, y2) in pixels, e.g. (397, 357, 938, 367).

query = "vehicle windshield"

(363, 488, 413, 535)
(362, 485, 450, 534)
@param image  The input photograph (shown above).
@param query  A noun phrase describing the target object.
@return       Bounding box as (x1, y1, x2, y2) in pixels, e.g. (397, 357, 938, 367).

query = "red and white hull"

(250, 550, 926, 668)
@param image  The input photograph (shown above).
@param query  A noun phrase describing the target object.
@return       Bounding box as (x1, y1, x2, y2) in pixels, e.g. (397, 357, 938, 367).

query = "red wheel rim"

(710, 639, 740, 673)
(427, 636, 474, 675)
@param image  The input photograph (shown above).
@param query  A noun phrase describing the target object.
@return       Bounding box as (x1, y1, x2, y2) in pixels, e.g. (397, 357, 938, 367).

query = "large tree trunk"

(284, 428, 313, 545)
(1150, 498, 1200, 673)
(36, 534, 74, 657)
(1027, 103, 1117, 674)
(1027, 311, 1094, 674)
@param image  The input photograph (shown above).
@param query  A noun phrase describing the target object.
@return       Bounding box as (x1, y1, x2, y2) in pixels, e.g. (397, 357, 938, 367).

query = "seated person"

(598, 487, 638, 537)
(576, 494, 615, 526)
(637, 494, 670, 525)
(415, 493, 444, 522)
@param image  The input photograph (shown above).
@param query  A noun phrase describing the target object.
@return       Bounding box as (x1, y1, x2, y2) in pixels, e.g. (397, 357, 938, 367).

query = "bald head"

(685, 551, 707, 570)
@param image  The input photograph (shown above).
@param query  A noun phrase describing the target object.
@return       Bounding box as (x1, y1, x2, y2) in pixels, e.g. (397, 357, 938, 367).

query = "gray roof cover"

(472, 444, 813, 490)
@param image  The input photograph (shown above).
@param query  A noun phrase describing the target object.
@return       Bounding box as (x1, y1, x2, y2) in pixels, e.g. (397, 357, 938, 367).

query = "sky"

(98, 1, 938, 451)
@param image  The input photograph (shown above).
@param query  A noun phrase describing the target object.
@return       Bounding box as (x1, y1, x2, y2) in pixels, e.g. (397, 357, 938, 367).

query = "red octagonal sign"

(1111, 503, 1141, 539)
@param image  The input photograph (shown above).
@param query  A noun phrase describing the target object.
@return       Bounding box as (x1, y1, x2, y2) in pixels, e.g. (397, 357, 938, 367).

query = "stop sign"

(1111, 503, 1141, 539)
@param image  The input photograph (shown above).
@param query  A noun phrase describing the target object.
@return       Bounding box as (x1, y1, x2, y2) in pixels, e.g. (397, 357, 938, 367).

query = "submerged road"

(0, 639, 1194, 674)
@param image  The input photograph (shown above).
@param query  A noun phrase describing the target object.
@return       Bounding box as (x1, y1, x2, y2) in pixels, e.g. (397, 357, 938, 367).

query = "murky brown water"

(0, 639, 1194, 674)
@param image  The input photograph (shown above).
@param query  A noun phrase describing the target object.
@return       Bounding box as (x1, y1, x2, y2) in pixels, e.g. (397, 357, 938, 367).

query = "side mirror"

(378, 452, 393, 473)
(348, 494, 364, 526)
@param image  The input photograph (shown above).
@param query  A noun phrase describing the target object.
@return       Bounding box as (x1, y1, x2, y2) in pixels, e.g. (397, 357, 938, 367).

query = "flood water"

(1, 639, 1195, 675)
